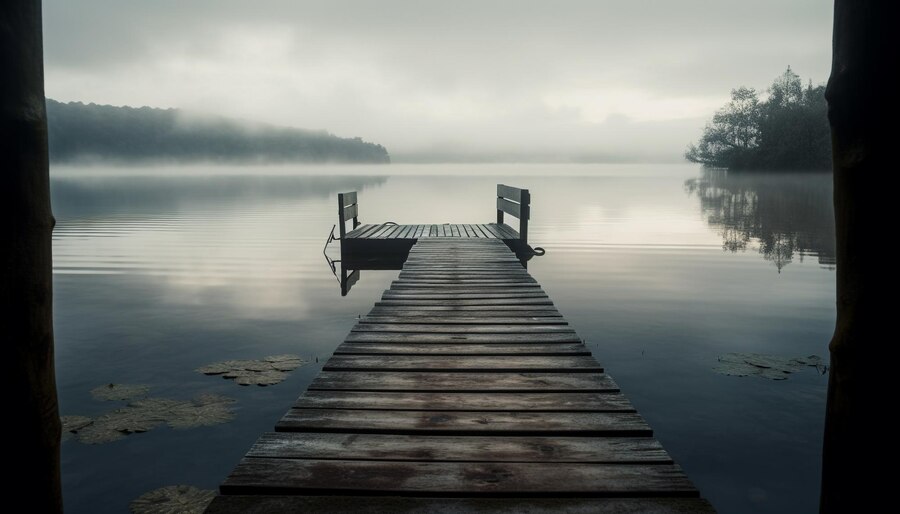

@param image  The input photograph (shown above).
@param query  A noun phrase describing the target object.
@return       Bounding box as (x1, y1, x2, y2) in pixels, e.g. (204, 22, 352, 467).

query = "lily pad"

(61, 415, 93, 433)
(195, 360, 253, 375)
(64, 393, 237, 444)
(73, 405, 166, 444)
(163, 395, 236, 429)
(197, 354, 307, 386)
(130, 485, 215, 514)
(90, 383, 151, 401)
(714, 352, 824, 380)
(60, 415, 94, 441)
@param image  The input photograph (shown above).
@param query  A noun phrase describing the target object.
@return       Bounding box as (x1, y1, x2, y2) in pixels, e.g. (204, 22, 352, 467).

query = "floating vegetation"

(714, 353, 825, 380)
(60, 415, 93, 441)
(196, 354, 307, 386)
(62, 388, 236, 444)
(130, 485, 215, 514)
(90, 383, 151, 401)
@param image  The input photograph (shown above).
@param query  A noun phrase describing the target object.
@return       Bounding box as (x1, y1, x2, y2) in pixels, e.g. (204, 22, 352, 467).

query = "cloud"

(42, 1, 833, 161)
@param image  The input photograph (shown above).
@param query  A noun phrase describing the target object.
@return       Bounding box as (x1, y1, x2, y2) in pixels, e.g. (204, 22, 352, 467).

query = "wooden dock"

(207, 235, 713, 512)
(337, 185, 534, 268)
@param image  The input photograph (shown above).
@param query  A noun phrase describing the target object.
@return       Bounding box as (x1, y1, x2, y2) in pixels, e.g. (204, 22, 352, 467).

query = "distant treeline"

(47, 100, 390, 164)
(686, 67, 830, 171)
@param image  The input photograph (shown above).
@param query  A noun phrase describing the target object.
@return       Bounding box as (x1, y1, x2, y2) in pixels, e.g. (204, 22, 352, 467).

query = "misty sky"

(43, 1, 833, 162)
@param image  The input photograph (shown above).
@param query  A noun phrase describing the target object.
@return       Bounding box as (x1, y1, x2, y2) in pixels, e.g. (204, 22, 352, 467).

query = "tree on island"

(686, 67, 831, 170)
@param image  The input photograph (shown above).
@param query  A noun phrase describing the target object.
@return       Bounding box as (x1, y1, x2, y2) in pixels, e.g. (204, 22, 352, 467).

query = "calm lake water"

(52, 163, 835, 513)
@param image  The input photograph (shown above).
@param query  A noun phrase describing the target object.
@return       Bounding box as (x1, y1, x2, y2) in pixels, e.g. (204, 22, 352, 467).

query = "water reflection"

(52, 166, 835, 513)
(685, 170, 835, 271)
(52, 174, 388, 217)
(324, 254, 363, 297)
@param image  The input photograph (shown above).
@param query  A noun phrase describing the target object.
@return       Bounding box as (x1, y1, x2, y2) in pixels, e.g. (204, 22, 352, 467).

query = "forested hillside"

(47, 100, 390, 164)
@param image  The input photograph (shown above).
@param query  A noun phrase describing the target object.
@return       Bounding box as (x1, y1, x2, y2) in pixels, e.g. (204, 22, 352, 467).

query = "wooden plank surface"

(343, 332, 582, 343)
(497, 198, 525, 219)
(206, 496, 716, 513)
(375, 298, 555, 306)
(358, 315, 566, 324)
(342, 203, 358, 220)
(322, 355, 602, 372)
(344, 224, 526, 241)
(367, 304, 560, 313)
(309, 371, 619, 392)
(248, 432, 669, 462)
(344, 223, 374, 239)
(334, 343, 587, 355)
(214, 237, 705, 507)
(292, 390, 635, 412)
(350, 324, 573, 334)
(497, 184, 526, 203)
(394, 278, 533, 283)
(276, 409, 649, 435)
(365, 309, 562, 318)
(220, 459, 697, 496)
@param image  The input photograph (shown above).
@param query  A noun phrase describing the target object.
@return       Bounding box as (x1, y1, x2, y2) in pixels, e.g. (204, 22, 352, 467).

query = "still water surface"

(52, 164, 834, 513)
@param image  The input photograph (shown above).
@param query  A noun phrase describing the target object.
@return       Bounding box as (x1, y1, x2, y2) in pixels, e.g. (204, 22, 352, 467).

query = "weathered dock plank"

(206, 496, 716, 513)
(292, 391, 636, 411)
(321, 355, 602, 372)
(220, 459, 696, 496)
(308, 371, 620, 392)
(275, 409, 649, 435)
(210, 236, 707, 511)
(334, 343, 588, 355)
(247, 433, 669, 462)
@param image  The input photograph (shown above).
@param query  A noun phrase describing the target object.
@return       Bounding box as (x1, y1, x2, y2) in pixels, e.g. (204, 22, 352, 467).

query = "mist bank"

(391, 151, 683, 164)
(46, 100, 390, 164)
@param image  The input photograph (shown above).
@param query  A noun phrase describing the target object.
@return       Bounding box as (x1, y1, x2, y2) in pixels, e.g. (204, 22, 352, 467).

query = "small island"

(47, 100, 390, 164)
(686, 67, 830, 171)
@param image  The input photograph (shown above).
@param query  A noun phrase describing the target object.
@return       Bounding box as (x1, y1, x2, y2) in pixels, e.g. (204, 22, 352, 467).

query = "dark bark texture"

(1, 1, 62, 511)
(822, 1, 892, 512)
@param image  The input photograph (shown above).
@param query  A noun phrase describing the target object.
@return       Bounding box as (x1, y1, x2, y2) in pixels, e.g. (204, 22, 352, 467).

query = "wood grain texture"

(351, 324, 574, 334)
(322, 355, 602, 372)
(358, 316, 567, 324)
(275, 409, 649, 436)
(366, 308, 562, 317)
(309, 371, 619, 392)
(206, 496, 716, 513)
(344, 332, 582, 343)
(334, 343, 588, 355)
(220, 459, 696, 496)
(292, 391, 635, 412)
(248, 432, 668, 462)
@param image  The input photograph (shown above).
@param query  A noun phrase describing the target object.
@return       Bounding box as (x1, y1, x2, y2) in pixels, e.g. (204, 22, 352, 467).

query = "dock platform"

(207, 232, 712, 512)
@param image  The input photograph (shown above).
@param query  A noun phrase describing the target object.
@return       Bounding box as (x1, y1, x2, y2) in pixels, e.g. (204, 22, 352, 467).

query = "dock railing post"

(337, 193, 347, 239)
(520, 189, 530, 247)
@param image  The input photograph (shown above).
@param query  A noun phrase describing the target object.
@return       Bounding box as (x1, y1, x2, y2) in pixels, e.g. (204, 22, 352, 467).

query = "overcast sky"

(42, 1, 833, 162)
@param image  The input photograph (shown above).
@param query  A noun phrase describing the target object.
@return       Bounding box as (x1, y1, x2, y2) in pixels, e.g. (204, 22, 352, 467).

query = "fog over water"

(43, 1, 832, 162)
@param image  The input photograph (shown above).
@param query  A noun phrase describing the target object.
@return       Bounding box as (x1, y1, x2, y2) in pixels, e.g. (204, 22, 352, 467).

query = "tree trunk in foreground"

(1, 1, 62, 511)
(821, 1, 891, 512)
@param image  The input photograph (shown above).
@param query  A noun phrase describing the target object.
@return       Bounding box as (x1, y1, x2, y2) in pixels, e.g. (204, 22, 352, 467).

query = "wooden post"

(519, 189, 530, 248)
(1, 0, 62, 511)
(821, 1, 889, 512)
(338, 193, 347, 239)
(496, 195, 504, 225)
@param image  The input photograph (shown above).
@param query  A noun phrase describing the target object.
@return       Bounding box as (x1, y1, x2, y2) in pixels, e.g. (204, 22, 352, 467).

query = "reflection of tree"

(51, 175, 388, 218)
(685, 170, 835, 272)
